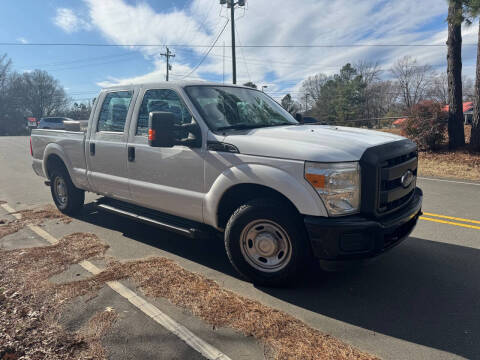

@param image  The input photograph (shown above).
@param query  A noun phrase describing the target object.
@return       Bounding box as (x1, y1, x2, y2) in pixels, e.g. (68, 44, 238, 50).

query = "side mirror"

(148, 112, 176, 148)
(295, 113, 304, 124)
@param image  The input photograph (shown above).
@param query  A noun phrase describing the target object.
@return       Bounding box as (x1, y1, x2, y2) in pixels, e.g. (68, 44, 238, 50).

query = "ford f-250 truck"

(31, 81, 422, 286)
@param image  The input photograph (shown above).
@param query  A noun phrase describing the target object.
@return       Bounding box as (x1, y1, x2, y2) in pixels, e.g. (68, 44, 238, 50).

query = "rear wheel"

(50, 167, 84, 215)
(224, 198, 310, 287)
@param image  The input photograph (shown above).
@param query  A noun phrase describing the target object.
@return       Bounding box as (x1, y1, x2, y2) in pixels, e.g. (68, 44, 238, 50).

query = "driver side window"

(137, 89, 192, 136)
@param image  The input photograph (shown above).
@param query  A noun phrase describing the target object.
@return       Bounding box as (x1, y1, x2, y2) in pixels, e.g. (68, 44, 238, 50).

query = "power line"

(19, 52, 138, 70)
(180, 19, 230, 80)
(1, 42, 474, 48)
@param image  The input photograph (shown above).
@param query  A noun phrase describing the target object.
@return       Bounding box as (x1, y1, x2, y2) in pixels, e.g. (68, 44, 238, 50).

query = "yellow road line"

(420, 216, 480, 230)
(423, 212, 480, 225)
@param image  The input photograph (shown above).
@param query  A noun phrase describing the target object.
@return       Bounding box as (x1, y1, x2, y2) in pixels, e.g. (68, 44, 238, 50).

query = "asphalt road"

(1, 136, 479, 360)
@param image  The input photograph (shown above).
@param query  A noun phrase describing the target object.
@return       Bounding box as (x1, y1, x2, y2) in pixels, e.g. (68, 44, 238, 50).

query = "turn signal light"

(148, 128, 156, 141)
(305, 173, 325, 189)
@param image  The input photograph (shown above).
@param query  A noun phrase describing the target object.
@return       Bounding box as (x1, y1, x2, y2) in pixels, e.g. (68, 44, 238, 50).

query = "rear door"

(86, 90, 136, 200)
(126, 87, 205, 222)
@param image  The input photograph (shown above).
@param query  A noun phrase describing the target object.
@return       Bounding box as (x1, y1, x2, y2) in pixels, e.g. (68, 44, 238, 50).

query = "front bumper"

(304, 187, 422, 261)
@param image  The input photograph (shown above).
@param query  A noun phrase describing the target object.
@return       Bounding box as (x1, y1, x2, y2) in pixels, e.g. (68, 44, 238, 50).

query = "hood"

(221, 125, 406, 162)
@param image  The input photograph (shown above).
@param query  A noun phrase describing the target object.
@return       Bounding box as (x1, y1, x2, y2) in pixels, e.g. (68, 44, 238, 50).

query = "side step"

(95, 198, 212, 239)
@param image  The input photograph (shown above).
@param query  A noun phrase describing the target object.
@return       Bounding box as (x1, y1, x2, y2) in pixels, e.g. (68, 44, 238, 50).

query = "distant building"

(393, 101, 473, 127)
(441, 102, 473, 125)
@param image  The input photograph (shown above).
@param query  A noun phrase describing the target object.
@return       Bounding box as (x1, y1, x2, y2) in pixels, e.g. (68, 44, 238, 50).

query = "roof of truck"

(102, 81, 255, 92)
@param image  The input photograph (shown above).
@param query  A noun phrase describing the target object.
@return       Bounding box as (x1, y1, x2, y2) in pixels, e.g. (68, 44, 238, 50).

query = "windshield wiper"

(216, 123, 292, 131)
(216, 124, 263, 131)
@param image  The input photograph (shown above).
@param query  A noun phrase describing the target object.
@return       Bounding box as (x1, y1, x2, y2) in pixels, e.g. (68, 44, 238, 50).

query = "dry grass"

(419, 151, 480, 180)
(64, 258, 378, 360)
(379, 126, 480, 181)
(0, 233, 111, 360)
(1, 203, 378, 359)
(0, 204, 71, 240)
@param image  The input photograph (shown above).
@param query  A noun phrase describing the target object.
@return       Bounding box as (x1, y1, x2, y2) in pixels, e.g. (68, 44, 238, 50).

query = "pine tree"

(447, 0, 466, 149)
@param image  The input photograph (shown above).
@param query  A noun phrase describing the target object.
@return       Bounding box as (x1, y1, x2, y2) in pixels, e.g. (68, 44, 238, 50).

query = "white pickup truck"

(31, 81, 422, 286)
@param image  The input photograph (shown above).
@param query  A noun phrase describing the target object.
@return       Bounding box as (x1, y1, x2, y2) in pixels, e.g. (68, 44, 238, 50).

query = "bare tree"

(18, 70, 69, 119)
(355, 61, 383, 121)
(280, 94, 301, 115)
(390, 56, 434, 109)
(430, 73, 449, 104)
(355, 60, 382, 84)
(300, 73, 329, 109)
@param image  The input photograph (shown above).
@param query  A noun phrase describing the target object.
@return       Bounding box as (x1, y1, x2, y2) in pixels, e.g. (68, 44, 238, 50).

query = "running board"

(95, 198, 210, 239)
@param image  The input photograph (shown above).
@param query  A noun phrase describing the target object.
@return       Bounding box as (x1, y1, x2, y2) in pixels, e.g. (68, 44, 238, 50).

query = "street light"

(262, 85, 268, 92)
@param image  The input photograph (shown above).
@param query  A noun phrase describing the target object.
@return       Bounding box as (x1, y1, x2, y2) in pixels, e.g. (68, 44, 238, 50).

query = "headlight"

(305, 162, 361, 216)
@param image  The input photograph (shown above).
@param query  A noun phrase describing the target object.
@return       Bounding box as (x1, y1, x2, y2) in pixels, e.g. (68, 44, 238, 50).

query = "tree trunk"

(471, 22, 480, 151)
(446, 0, 465, 149)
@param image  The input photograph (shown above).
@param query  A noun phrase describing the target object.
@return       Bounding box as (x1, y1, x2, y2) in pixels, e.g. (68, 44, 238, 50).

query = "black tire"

(224, 198, 310, 287)
(50, 167, 84, 215)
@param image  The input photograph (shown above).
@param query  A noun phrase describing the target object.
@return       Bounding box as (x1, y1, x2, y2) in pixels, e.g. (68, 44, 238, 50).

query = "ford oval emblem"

(401, 170, 415, 188)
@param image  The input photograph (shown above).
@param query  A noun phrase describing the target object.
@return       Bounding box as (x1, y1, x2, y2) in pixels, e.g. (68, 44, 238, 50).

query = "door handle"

(128, 146, 135, 162)
(90, 143, 95, 156)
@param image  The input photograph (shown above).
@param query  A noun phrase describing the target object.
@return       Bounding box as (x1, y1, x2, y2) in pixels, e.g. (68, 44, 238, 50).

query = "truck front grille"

(359, 140, 418, 218)
(377, 151, 417, 214)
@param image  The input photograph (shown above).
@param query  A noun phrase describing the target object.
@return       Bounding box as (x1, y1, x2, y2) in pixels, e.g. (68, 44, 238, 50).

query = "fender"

(43, 143, 88, 190)
(203, 163, 328, 229)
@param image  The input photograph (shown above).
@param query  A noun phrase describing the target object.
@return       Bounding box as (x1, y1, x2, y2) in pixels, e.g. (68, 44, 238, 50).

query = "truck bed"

(31, 128, 88, 189)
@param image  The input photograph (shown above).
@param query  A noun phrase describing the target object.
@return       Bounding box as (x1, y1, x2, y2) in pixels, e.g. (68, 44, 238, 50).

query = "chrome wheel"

(240, 219, 292, 272)
(54, 176, 68, 205)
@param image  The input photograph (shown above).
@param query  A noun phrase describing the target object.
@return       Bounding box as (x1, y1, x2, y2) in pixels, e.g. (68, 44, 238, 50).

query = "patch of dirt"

(0, 233, 111, 360)
(17, 204, 72, 224)
(64, 258, 377, 360)
(419, 150, 480, 181)
(0, 220, 23, 240)
(78, 310, 118, 360)
(0, 204, 71, 240)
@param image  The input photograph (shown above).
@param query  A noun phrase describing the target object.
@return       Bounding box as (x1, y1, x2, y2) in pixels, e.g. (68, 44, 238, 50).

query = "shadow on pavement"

(75, 203, 238, 278)
(75, 203, 479, 359)
(263, 237, 480, 360)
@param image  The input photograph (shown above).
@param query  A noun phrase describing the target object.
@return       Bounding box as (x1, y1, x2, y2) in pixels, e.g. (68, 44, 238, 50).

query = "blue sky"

(1, 0, 478, 103)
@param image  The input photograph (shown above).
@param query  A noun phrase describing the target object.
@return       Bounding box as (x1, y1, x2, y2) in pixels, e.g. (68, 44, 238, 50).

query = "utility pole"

(160, 47, 175, 81)
(230, 0, 237, 84)
(220, 0, 246, 84)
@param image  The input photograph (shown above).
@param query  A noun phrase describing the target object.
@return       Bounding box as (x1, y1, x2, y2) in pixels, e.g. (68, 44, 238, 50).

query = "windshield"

(184, 85, 298, 131)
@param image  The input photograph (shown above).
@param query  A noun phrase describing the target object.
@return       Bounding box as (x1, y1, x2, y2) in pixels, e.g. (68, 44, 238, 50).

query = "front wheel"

(224, 198, 310, 287)
(50, 168, 85, 215)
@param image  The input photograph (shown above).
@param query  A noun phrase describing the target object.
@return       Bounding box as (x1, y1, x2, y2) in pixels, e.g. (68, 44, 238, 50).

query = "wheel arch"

(204, 163, 328, 230)
(216, 184, 300, 230)
(43, 145, 77, 186)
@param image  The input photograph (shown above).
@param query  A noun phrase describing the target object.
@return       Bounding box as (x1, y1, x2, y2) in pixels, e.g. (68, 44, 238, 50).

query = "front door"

(86, 90, 135, 200)
(127, 88, 204, 222)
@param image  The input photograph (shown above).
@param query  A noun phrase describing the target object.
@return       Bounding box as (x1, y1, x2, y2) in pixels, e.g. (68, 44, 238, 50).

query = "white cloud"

(17, 37, 28, 44)
(67, 0, 477, 99)
(54, 8, 91, 33)
(96, 60, 204, 87)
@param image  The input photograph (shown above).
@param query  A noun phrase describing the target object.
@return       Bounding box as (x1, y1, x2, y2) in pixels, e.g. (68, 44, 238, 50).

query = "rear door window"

(97, 91, 133, 132)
